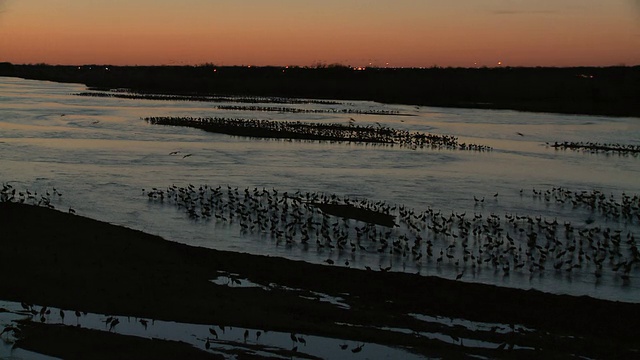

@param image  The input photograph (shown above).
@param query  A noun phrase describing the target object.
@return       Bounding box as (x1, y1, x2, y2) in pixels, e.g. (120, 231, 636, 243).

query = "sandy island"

(1, 202, 639, 359)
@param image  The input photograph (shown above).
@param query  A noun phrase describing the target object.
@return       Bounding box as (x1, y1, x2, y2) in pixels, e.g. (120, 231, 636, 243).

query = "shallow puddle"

(409, 313, 536, 334)
(0, 300, 423, 359)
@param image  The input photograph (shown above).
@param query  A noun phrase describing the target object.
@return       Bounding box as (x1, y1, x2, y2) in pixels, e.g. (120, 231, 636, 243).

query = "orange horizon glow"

(1, 1, 639, 68)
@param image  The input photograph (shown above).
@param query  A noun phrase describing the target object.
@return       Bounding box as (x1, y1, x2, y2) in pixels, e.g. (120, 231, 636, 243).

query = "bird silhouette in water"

(1, 325, 20, 338)
(182, 153, 192, 159)
(516, 132, 524, 136)
(109, 318, 120, 332)
(20, 302, 32, 311)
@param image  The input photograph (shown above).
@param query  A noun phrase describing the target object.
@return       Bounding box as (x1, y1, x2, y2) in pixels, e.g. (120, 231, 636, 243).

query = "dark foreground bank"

(1, 202, 639, 359)
(1, 63, 639, 117)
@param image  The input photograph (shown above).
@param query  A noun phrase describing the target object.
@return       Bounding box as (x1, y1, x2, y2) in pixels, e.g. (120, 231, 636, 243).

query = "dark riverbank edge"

(1, 202, 639, 358)
(14, 321, 223, 360)
(1, 63, 639, 118)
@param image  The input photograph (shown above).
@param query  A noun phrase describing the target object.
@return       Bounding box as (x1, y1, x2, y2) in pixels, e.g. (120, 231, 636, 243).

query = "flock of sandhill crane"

(550, 141, 640, 155)
(74, 91, 342, 105)
(144, 116, 493, 151)
(214, 104, 400, 116)
(1, 183, 62, 208)
(144, 184, 638, 283)
(1, 180, 637, 282)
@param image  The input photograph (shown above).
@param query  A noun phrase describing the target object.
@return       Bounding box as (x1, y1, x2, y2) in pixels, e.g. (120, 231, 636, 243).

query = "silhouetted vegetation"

(2, 63, 639, 117)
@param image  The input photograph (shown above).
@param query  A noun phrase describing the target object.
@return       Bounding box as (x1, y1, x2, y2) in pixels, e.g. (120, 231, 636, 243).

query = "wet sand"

(1, 202, 639, 358)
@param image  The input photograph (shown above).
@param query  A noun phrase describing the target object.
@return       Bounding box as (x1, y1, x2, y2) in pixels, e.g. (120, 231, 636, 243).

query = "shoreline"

(1, 202, 639, 358)
(1, 63, 639, 118)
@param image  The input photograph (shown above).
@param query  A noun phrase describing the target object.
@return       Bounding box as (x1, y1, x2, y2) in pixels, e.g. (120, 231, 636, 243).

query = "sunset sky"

(1, 0, 639, 67)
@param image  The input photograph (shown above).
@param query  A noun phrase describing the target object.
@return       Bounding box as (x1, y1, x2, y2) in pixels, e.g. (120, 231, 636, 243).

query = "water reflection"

(0, 300, 422, 360)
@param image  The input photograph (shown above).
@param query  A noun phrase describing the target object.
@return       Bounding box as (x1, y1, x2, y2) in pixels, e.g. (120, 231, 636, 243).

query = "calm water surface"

(1, 76, 639, 303)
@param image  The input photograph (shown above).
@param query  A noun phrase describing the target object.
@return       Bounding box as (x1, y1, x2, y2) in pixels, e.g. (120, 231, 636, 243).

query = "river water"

(1, 76, 639, 303)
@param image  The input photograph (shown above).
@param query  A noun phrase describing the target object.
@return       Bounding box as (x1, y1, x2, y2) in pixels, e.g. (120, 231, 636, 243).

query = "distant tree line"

(1, 62, 639, 117)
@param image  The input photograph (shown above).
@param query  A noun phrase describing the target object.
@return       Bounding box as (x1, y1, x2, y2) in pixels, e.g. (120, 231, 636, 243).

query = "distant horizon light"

(0, 1, 638, 67)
